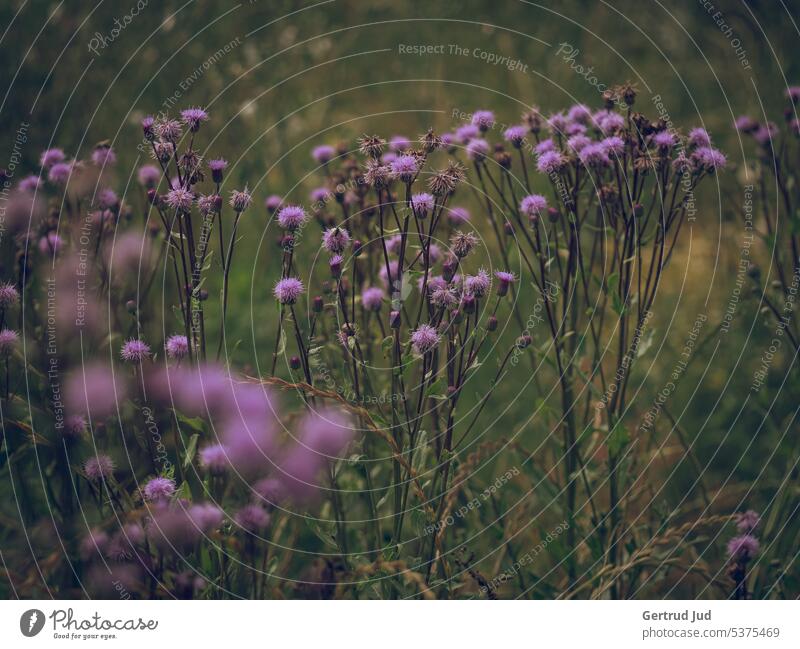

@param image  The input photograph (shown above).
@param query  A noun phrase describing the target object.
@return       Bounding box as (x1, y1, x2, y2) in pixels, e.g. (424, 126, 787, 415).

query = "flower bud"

(353, 239, 363, 257)
(463, 294, 476, 314)
(289, 355, 302, 370)
(516, 334, 532, 349)
(390, 310, 401, 329)
(313, 296, 324, 313)
(126, 300, 137, 314)
(487, 315, 498, 332)
(547, 207, 560, 223)
(504, 220, 514, 235)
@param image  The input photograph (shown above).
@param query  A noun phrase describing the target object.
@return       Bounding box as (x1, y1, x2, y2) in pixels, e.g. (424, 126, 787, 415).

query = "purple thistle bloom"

(84, 454, 114, 481)
(411, 192, 435, 217)
(578, 143, 610, 168)
(471, 110, 495, 131)
(322, 227, 351, 254)
(503, 125, 527, 148)
(601, 136, 625, 157)
(727, 534, 759, 561)
(310, 187, 330, 203)
(567, 103, 592, 125)
(455, 123, 480, 144)
(235, 504, 271, 533)
(411, 324, 440, 355)
(596, 111, 625, 135)
(265, 194, 283, 212)
(688, 127, 711, 148)
(465, 269, 491, 298)
(441, 132, 456, 150)
(165, 334, 189, 360)
(48, 161, 72, 185)
(143, 477, 176, 502)
(312, 144, 336, 164)
(786, 86, 800, 102)
(274, 277, 304, 304)
(547, 112, 568, 134)
(692, 146, 727, 171)
(389, 135, 412, 152)
(520, 194, 548, 219)
(0, 282, 19, 308)
(466, 138, 490, 161)
(121, 338, 151, 362)
(535, 139, 556, 156)
(753, 122, 779, 146)
(652, 131, 676, 150)
(735, 510, 761, 534)
(208, 158, 227, 183)
(165, 188, 194, 212)
(451, 230, 478, 258)
(672, 152, 693, 174)
(379, 260, 400, 288)
(97, 187, 118, 210)
(426, 275, 448, 294)
(447, 207, 471, 225)
(329, 254, 344, 278)
(197, 194, 220, 215)
(567, 134, 591, 153)
(156, 118, 182, 142)
(91, 146, 116, 167)
(199, 444, 229, 476)
(38, 232, 62, 255)
(735, 115, 757, 133)
(495, 271, 516, 297)
(180, 107, 209, 132)
(63, 414, 87, 439)
(430, 287, 458, 309)
(385, 234, 402, 254)
(188, 503, 224, 532)
(300, 407, 353, 456)
(390, 154, 419, 183)
(0, 328, 19, 353)
(137, 165, 161, 189)
(229, 188, 252, 212)
(362, 287, 385, 312)
(277, 205, 308, 231)
(536, 150, 565, 174)
(40, 148, 65, 169)
(566, 121, 587, 137)
(18, 175, 42, 192)
(141, 115, 156, 140)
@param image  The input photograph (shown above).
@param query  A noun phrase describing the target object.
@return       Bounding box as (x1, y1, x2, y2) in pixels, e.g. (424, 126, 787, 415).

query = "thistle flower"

(735, 115, 758, 133)
(379, 260, 400, 288)
(520, 194, 548, 220)
(137, 165, 161, 189)
(692, 146, 727, 171)
(208, 158, 228, 183)
(329, 254, 343, 278)
(448, 206, 471, 224)
(566, 121, 587, 136)
(536, 150, 565, 174)
(450, 231, 478, 258)
(579, 143, 610, 168)
(0, 283, 19, 308)
(322, 227, 351, 254)
(165, 188, 194, 212)
(390, 154, 419, 183)
(277, 205, 308, 231)
(411, 192, 435, 217)
(535, 139, 556, 156)
(265, 194, 283, 212)
(735, 510, 761, 534)
(40, 148, 65, 169)
(358, 134, 385, 158)
(786, 86, 800, 103)
(63, 415, 87, 439)
(688, 127, 711, 148)
(753, 122, 779, 146)
(312, 144, 336, 164)
(155, 118, 182, 142)
(727, 534, 759, 561)
(441, 132, 456, 150)
(522, 107, 544, 133)
(197, 194, 220, 215)
(431, 287, 458, 309)
(419, 128, 442, 153)
(672, 152, 693, 174)
(91, 145, 116, 167)
(18, 175, 42, 192)
(389, 135, 411, 152)
(152, 141, 172, 163)
(199, 444, 229, 476)
(48, 161, 72, 185)
(547, 112, 568, 134)
(455, 123, 480, 143)
(652, 131, 676, 150)
(143, 477, 176, 502)
(364, 160, 391, 188)
(411, 324, 440, 355)
(567, 104, 592, 125)
(596, 111, 625, 135)
(165, 335, 189, 360)
(503, 125, 527, 148)
(466, 138, 490, 160)
(84, 454, 115, 481)
(235, 504, 271, 533)
(274, 277, 304, 304)
(465, 269, 491, 298)
(567, 134, 591, 153)
(362, 287, 384, 312)
(97, 187, 118, 210)
(180, 107, 209, 132)
(471, 110, 495, 131)
(38, 232, 62, 255)
(601, 136, 625, 157)
(229, 188, 252, 212)
(0, 328, 19, 353)
(121, 338, 150, 362)
(141, 115, 156, 140)
(495, 271, 516, 297)
(188, 503, 224, 532)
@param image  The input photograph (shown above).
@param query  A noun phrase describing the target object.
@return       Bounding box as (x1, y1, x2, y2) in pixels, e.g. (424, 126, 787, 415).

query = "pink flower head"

(503, 125, 527, 147)
(322, 227, 351, 254)
(274, 277, 304, 304)
(180, 107, 209, 132)
(234, 504, 271, 533)
(155, 118, 182, 142)
(567, 134, 591, 154)
(143, 476, 176, 501)
(48, 161, 72, 185)
(448, 206, 471, 225)
(38, 232, 62, 255)
(389, 135, 412, 152)
(362, 286, 385, 312)
(579, 143, 610, 168)
(536, 150, 565, 175)
(188, 503, 224, 532)
(265, 195, 283, 212)
(465, 269, 491, 298)
(567, 104, 592, 125)
(692, 146, 727, 171)
(466, 138, 490, 161)
(450, 230, 478, 258)
(63, 414, 87, 439)
(520, 194, 548, 220)
(40, 148, 65, 169)
(165, 188, 194, 212)
(455, 123, 480, 144)
(0, 328, 19, 353)
(535, 139, 556, 156)
(299, 407, 353, 457)
(411, 192, 435, 217)
(727, 534, 759, 561)
(495, 271, 516, 297)
(65, 363, 124, 419)
(277, 205, 308, 231)
(547, 112, 568, 134)
(84, 454, 114, 481)
(735, 510, 761, 534)
(166, 335, 189, 360)
(137, 164, 161, 189)
(121, 338, 151, 363)
(312, 144, 336, 164)
(411, 324, 440, 355)
(390, 154, 419, 183)
(471, 110, 495, 131)
(91, 146, 116, 167)
(229, 188, 252, 212)
(0, 283, 19, 308)
(688, 127, 711, 148)
(199, 444, 229, 476)
(18, 175, 42, 192)
(652, 131, 676, 150)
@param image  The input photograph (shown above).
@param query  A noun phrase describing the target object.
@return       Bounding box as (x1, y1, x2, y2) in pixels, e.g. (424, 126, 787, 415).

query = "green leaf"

(607, 421, 629, 456)
(183, 433, 199, 470)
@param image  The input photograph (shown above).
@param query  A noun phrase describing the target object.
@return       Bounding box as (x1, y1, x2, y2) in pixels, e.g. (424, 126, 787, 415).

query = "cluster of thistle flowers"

(72, 358, 353, 597)
(726, 510, 761, 599)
